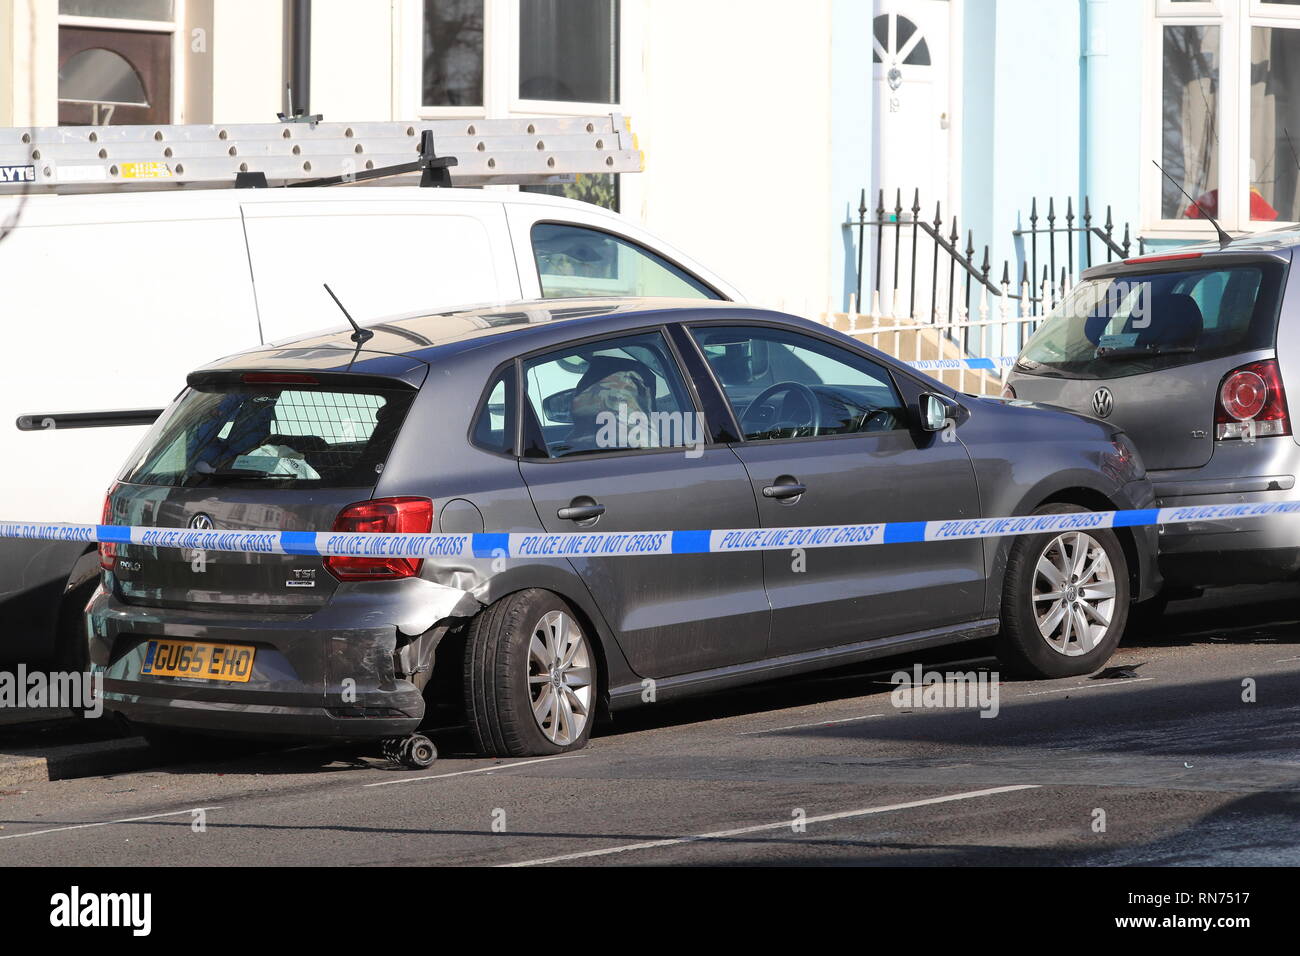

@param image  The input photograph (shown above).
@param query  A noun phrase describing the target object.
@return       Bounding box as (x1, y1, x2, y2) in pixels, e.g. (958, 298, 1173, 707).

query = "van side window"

(531, 222, 719, 299)
(471, 368, 516, 456)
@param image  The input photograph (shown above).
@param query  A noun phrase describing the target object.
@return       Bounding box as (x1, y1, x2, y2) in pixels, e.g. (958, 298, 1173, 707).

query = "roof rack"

(0, 113, 642, 193)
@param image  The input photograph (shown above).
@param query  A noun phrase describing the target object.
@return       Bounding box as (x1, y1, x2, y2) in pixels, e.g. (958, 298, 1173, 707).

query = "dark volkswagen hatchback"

(89, 300, 1160, 762)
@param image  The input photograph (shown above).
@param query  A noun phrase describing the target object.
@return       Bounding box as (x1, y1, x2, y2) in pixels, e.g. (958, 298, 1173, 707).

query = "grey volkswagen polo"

(1005, 233, 1300, 596)
(88, 299, 1160, 763)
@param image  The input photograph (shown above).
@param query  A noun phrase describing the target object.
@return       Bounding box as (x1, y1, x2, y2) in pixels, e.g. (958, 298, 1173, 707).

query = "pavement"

(0, 583, 1297, 866)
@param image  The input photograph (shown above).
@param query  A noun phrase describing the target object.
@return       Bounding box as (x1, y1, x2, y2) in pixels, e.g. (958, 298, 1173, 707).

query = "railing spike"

(933, 201, 942, 229)
(911, 187, 921, 215)
(858, 188, 868, 217)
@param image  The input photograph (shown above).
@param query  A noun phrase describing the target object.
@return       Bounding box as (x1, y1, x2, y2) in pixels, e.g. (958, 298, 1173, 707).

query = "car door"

(517, 327, 770, 678)
(681, 322, 986, 655)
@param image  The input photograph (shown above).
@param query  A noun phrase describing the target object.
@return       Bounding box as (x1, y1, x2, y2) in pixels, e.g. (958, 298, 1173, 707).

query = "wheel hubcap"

(527, 610, 592, 746)
(1031, 531, 1117, 656)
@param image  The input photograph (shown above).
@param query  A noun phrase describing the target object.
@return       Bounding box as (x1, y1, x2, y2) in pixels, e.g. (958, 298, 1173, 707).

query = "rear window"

(1016, 261, 1284, 379)
(120, 384, 415, 488)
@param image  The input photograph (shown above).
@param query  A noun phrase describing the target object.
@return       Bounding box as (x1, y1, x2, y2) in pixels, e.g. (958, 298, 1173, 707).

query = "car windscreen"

(119, 383, 415, 489)
(1015, 261, 1285, 380)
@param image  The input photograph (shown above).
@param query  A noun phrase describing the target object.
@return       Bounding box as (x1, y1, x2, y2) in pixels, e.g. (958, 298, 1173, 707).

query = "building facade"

(2, 0, 1298, 317)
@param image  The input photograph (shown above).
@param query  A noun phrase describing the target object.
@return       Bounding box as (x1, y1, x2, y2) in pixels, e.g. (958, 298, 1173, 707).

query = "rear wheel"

(463, 589, 597, 757)
(997, 504, 1130, 678)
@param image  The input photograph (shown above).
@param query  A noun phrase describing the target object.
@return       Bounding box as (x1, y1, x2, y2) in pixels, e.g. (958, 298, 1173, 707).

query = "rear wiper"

(1095, 345, 1195, 360)
(199, 467, 274, 481)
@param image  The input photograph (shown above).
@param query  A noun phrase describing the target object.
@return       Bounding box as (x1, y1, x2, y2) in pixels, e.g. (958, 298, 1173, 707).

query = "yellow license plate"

(140, 639, 256, 683)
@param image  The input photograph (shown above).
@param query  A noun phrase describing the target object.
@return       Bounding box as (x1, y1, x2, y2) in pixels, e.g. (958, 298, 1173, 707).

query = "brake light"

(241, 373, 318, 385)
(324, 497, 434, 581)
(98, 488, 117, 571)
(1001, 382, 1016, 400)
(1122, 251, 1203, 265)
(1214, 359, 1291, 440)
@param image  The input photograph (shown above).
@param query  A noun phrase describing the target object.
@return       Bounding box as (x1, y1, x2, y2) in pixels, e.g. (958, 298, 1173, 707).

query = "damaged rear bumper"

(87, 576, 482, 741)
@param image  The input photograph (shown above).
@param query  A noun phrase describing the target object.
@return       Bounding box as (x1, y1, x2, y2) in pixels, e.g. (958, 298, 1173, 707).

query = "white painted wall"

(620, 0, 835, 314)
(0, 0, 838, 313)
(209, 0, 284, 123)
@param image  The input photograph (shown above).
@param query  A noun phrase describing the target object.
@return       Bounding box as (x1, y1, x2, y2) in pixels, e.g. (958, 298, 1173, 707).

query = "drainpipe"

(289, 0, 311, 117)
(1081, 0, 1107, 209)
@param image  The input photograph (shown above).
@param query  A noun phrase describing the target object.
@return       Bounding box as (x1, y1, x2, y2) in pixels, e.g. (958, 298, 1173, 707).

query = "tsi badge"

(288, 568, 316, 588)
(1091, 386, 1114, 419)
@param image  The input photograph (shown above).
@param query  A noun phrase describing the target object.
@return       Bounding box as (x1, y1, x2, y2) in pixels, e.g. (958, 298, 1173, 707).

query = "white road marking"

(0, 806, 221, 841)
(362, 753, 583, 788)
(499, 784, 1041, 866)
(1275, 656, 1300, 664)
(739, 713, 885, 735)
(1010, 677, 1154, 699)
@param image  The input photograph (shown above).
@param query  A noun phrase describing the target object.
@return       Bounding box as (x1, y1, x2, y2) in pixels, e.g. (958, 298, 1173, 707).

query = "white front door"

(870, 2, 954, 317)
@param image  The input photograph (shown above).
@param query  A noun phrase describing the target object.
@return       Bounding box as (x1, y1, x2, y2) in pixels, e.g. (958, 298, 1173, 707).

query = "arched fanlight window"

(872, 13, 931, 67)
(59, 48, 149, 107)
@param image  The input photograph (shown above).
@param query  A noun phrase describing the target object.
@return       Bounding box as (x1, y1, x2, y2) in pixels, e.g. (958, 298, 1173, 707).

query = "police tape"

(904, 356, 1017, 371)
(2, 501, 1298, 561)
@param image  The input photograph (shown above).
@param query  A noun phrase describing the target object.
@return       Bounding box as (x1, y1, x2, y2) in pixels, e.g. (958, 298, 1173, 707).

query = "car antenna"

(322, 283, 374, 345)
(1152, 160, 1232, 246)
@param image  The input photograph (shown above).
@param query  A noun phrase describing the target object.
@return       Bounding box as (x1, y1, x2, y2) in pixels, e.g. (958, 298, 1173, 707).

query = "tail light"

(98, 489, 117, 571)
(1214, 359, 1291, 440)
(324, 497, 434, 581)
(1001, 382, 1017, 400)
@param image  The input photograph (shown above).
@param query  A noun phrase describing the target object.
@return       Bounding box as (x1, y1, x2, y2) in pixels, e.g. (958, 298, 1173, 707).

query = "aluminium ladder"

(0, 113, 642, 193)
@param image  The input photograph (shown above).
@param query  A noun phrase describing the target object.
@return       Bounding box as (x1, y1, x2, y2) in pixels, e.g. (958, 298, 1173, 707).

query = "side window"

(471, 367, 516, 456)
(522, 330, 701, 459)
(531, 222, 719, 300)
(690, 325, 907, 442)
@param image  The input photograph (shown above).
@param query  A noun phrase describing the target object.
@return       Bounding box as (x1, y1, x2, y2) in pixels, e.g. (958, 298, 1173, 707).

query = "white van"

(0, 185, 741, 666)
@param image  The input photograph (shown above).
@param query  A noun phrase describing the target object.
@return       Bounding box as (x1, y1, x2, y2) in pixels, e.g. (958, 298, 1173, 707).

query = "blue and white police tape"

(904, 356, 1017, 372)
(2, 501, 1298, 561)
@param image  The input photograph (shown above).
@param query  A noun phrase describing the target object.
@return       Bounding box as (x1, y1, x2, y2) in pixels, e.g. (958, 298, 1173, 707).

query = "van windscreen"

(1016, 261, 1284, 379)
(120, 384, 414, 488)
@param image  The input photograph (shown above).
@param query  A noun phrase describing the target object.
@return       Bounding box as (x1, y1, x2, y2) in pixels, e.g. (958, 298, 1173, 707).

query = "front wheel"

(463, 589, 597, 757)
(996, 504, 1130, 679)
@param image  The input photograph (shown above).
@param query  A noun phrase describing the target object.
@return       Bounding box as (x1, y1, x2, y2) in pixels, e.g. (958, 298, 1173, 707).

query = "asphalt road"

(2, 584, 1298, 867)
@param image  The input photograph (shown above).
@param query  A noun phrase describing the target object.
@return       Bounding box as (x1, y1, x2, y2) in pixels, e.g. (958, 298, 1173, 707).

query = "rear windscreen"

(1016, 261, 1284, 379)
(120, 384, 415, 488)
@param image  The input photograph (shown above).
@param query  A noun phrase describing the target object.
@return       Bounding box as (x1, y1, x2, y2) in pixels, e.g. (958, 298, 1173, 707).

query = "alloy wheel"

(526, 610, 593, 746)
(1031, 531, 1117, 656)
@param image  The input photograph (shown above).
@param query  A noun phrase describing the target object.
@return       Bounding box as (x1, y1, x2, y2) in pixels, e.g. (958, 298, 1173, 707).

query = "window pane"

(521, 172, 619, 212)
(423, 0, 483, 107)
(1019, 264, 1284, 379)
(59, 0, 173, 20)
(519, 0, 618, 103)
(531, 223, 717, 299)
(121, 385, 414, 488)
(472, 369, 516, 455)
(523, 332, 698, 458)
(690, 326, 906, 441)
(1162, 25, 1219, 220)
(1250, 26, 1300, 222)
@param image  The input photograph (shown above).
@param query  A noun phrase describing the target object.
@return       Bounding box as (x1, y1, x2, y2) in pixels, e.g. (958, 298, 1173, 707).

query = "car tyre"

(997, 503, 1130, 679)
(463, 589, 597, 757)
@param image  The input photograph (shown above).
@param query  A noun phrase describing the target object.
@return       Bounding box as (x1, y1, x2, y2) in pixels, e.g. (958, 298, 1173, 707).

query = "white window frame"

(400, 0, 625, 120)
(56, 0, 185, 125)
(1144, 0, 1300, 236)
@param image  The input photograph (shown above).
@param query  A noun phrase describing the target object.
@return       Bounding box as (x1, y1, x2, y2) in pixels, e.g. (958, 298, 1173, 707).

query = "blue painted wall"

(830, 0, 874, 309)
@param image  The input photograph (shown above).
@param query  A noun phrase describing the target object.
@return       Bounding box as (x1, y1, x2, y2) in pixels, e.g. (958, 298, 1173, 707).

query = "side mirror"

(542, 388, 575, 424)
(919, 392, 953, 432)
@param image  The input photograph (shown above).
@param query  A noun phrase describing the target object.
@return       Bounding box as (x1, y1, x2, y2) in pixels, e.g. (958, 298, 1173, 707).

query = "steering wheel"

(739, 382, 823, 438)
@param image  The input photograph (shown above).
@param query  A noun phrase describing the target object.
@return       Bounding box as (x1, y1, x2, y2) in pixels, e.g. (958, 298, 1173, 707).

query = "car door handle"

(762, 483, 807, 499)
(557, 504, 606, 521)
